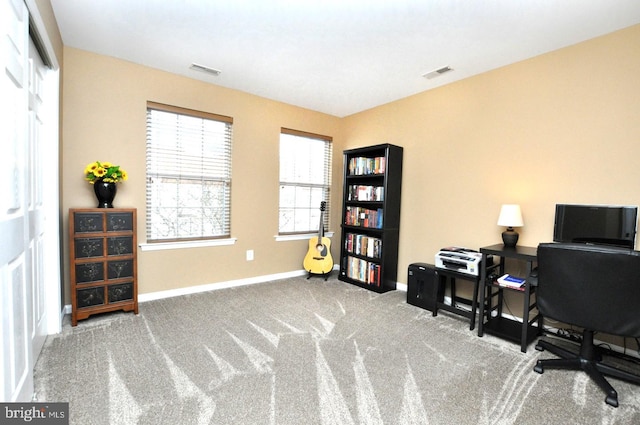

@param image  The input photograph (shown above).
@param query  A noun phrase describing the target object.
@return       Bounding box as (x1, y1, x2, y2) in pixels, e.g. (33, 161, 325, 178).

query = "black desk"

(477, 244, 542, 352)
(433, 268, 481, 331)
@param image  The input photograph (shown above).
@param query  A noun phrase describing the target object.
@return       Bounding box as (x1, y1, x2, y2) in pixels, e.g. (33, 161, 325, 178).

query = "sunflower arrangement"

(84, 161, 128, 184)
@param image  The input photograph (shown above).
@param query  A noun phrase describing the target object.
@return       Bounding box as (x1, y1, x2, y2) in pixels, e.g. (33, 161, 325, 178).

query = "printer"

(434, 246, 489, 276)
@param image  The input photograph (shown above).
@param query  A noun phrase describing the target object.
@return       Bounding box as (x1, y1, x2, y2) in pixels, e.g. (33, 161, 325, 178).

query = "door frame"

(25, 0, 62, 336)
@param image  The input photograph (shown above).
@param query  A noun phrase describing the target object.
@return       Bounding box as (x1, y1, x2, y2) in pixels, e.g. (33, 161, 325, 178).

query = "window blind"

(279, 128, 332, 234)
(146, 102, 233, 242)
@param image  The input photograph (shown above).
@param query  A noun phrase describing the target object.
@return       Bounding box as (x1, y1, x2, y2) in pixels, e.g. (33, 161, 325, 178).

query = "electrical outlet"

(246, 250, 254, 261)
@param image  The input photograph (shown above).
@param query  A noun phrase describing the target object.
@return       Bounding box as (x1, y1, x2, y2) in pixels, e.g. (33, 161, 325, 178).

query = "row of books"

(347, 185, 384, 202)
(343, 255, 381, 286)
(344, 206, 383, 228)
(344, 233, 382, 259)
(348, 156, 386, 176)
(495, 274, 526, 291)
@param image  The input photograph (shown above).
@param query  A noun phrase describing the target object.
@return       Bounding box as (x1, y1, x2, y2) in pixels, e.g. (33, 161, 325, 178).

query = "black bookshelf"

(339, 143, 403, 292)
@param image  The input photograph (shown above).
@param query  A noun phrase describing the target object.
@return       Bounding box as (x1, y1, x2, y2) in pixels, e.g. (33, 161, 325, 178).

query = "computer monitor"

(553, 204, 638, 249)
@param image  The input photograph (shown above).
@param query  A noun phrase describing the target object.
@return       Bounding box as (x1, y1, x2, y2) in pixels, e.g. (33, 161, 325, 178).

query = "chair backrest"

(537, 242, 640, 338)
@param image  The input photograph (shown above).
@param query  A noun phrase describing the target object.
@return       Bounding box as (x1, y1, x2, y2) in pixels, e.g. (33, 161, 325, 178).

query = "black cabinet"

(339, 144, 403, 292)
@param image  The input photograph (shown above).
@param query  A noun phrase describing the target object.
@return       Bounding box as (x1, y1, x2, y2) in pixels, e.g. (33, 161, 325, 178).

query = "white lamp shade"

(497, 204, 524, 227)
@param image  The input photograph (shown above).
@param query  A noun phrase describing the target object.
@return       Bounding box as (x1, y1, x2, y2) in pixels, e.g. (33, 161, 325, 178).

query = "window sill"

(139, 238, 237, 251)
(275, 231, 334, 242)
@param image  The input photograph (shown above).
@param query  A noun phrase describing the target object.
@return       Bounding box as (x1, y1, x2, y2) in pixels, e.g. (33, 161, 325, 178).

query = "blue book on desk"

(497, 274, 526, 290)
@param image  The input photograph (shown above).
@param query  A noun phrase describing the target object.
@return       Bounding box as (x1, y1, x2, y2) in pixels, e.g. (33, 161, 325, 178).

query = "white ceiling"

(50, 0, 640, 117)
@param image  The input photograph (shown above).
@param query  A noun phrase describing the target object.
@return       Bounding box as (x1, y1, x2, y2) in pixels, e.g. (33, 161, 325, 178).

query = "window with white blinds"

(146, 101, 233, 242)
(279, 128, 332, 235)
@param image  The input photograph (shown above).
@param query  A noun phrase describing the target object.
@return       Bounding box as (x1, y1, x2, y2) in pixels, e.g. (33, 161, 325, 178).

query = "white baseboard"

(63, 269, 310, 313)
(138, 269, 310, 303)
(63, 266, 398, 312)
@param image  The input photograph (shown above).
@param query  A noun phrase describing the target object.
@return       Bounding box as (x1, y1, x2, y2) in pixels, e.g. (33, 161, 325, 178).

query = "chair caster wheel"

(533, 363, 544, 374)
(604, 390, 618, 407)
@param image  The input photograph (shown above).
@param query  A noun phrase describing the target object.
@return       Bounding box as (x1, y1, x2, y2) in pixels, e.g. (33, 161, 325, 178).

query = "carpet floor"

(34, 275, 640, 424)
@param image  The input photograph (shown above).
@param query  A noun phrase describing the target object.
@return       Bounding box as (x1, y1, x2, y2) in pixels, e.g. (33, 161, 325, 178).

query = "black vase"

(93, 179, 117, 208)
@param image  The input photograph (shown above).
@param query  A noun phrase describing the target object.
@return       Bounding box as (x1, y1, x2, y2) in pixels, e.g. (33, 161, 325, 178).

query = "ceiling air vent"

(422, 66, 453, 79)
(189, 63, 221, 76)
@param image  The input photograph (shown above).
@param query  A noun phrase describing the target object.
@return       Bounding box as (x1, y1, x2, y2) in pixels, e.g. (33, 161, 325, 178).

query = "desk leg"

(433, 274, 446, 317)
(520, 261, 533, 353)
(469, 275, 479, 331)
(450, 278, 456, 312)
(477, 253, 488, 337)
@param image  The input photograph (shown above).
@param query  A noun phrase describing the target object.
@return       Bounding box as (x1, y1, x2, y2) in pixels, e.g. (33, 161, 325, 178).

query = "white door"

(1, 0, 60, 402)
(28, 35, 49, 363)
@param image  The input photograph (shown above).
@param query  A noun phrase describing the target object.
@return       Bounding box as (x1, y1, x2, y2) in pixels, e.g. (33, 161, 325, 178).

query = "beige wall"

(61, 47, 344, 303)
(61, 24, 640, 306)
(344, 24, 640, 282)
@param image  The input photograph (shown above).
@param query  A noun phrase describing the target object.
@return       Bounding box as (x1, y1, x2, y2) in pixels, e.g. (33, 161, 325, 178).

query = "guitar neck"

(318, 210, 324, 239)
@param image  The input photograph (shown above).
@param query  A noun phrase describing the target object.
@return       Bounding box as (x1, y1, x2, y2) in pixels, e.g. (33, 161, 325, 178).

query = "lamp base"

(502, 228, 519, 247)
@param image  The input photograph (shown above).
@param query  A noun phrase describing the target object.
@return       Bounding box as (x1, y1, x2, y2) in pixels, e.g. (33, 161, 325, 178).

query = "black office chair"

(533, 242, 640, 407)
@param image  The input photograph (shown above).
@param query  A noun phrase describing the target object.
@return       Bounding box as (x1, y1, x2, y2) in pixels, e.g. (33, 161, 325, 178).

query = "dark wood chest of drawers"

(69, 208, 138, 326)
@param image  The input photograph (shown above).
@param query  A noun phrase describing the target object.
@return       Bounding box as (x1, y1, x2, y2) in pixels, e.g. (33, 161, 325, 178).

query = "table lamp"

(497, 204, 524, 247)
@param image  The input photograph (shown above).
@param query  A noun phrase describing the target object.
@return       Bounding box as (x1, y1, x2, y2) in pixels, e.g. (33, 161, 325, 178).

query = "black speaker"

(407, 263, 443, 312)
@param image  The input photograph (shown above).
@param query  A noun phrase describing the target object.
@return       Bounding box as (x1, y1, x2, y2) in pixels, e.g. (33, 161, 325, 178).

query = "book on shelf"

(343, 255, 381, 286)
(347, 185, 384, 202)
(344, 206, 384, 228)
(344, 233, 382, 258)
(348, 156, 386, 176)
(496, 274, 526, 290)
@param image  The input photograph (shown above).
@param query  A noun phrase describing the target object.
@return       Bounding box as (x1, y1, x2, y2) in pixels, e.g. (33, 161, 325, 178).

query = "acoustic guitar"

(303, 201, 334, 277)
